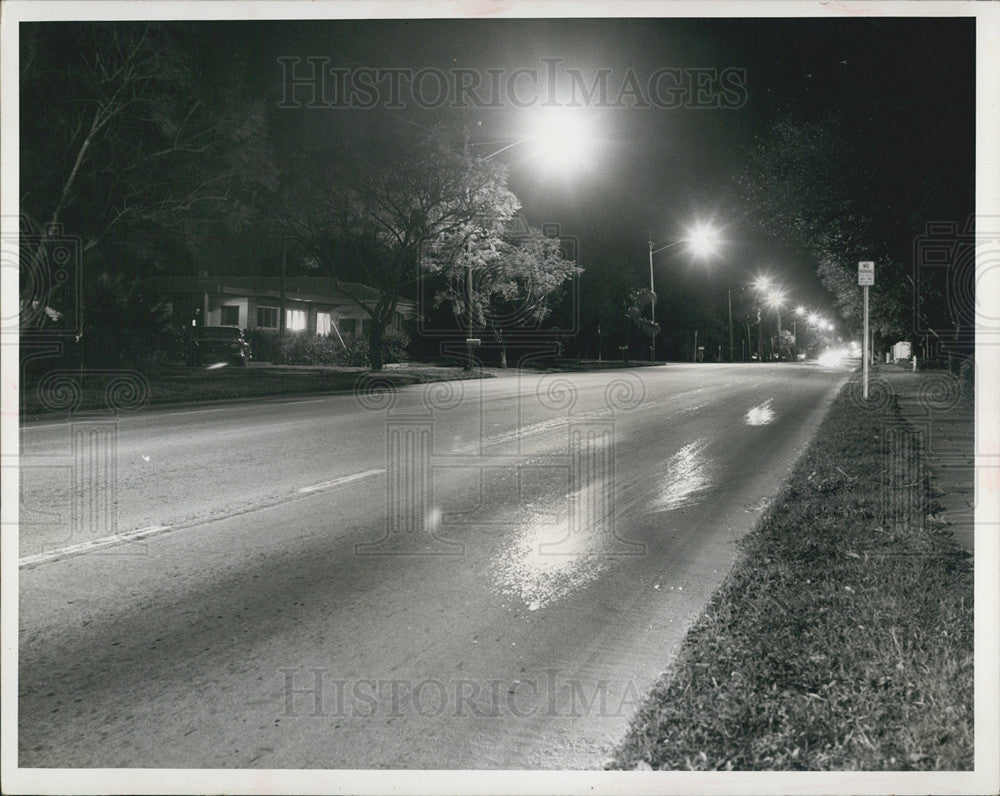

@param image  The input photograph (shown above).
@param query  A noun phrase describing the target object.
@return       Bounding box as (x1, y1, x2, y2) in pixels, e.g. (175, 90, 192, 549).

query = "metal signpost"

(858, 261, 875, 399)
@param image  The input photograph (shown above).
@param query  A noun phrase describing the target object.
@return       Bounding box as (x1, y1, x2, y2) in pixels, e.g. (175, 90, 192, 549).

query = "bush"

(243, 325, 411, 367)
(273, 332, 340, 365)
(338, 335, 370, 366)
(245, 328, 282, 362)
(381, 327, 411, 363)
(335, 328, 411, 367)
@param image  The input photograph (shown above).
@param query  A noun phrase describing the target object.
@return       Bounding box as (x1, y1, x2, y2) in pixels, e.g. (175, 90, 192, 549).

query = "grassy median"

(611, 381, 974, 771)
(20, 363, 492, 415)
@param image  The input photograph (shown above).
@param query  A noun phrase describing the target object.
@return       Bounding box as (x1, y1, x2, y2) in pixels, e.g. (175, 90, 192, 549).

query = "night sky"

(165, 14, 976, 318)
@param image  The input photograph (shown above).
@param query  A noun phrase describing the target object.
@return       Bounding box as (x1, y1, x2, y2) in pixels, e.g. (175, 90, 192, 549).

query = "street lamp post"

(727, 285, 747, 362)
(647, 236, 685, 362)
(646, 235, 668, 361)
(647, 224, 720, 362)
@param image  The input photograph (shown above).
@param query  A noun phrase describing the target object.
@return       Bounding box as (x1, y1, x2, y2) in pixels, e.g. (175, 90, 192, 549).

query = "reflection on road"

(490, 477, 615, 611)
(650, 439, 713, 512)
(745, 399, 776, 426)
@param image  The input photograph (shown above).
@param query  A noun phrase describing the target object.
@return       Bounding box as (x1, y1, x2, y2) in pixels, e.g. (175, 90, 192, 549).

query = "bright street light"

(685, 222, 720, 259)
(647, 221, 721, 361)
(728, 274, 779, 362)
(523, 106, 596, 171)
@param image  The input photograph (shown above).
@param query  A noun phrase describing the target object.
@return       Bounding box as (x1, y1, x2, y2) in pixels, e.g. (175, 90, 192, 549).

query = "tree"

(626, 288, 659, 359)
(425, 222, 581, 368)
(733, 112, 910, 342)
(283, 130, 519, 371)
(19, 22, 277, 346)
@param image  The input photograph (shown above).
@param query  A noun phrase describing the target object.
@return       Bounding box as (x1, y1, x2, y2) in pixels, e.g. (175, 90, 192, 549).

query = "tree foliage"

(425, 220, 581, 366)
(283, 130, 520, 370)
(22, 23, 275, 250)
(734, 112, 911, 340)
(19, 22, 277, 344)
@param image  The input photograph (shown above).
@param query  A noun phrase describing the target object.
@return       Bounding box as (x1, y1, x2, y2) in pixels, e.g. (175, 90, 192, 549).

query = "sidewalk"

(877, 364, 975, 553)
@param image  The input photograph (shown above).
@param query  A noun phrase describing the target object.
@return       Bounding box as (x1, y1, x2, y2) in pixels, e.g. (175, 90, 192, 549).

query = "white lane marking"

(297, 468, 384, 494)
(19, 525, 172, 569)
(20, 466, 385, 568)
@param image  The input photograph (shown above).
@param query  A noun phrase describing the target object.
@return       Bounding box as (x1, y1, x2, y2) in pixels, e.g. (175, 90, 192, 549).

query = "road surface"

(18, 362, 849, 768)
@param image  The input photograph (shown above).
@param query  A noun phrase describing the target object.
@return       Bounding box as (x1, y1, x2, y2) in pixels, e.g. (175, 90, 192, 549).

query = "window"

(256, 306, 278, 328)
(339, 318, 357, 336)
(316, 312, 332, 336)
(285, 308, 307, 332)
(220, 305, 239, 326)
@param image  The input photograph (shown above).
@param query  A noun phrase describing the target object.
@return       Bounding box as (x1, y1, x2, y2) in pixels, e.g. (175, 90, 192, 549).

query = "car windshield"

(193, 326, 242, 340)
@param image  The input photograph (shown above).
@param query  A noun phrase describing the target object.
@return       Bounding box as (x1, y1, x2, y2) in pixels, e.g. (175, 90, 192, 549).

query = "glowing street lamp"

(728, 274, 777, 362)
(648, 221, 721, 361)
(765, 290, 788, 360)
(463, 111, 597, 368)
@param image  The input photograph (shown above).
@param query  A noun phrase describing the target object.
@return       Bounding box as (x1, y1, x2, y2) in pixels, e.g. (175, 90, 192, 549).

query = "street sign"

(858, 261, 874, 399)
(465, 338, 481, 345)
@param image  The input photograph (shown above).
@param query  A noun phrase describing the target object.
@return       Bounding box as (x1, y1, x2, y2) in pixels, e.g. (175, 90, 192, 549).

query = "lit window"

(286, 308, 307, 332)
(316, 312, 332, 336)
(256, 307, 278, 328)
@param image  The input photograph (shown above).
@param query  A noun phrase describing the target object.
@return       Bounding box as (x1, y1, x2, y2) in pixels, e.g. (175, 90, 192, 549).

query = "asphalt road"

(19, 362, 850, 769)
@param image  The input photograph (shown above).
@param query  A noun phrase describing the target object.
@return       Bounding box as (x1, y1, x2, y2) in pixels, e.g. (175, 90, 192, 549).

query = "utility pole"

(776, 309, 783, 359)
(728, 289, 734, 362)
(648, 233, 656, 362)
(279, 237, 287, 340)
(757, 312, 764, 362)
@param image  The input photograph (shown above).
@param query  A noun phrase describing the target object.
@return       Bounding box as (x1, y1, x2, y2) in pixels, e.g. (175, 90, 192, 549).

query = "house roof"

(145, 276, 415, 312)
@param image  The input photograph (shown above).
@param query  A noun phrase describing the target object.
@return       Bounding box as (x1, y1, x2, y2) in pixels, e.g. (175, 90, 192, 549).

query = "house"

(145, 275, 414, 338)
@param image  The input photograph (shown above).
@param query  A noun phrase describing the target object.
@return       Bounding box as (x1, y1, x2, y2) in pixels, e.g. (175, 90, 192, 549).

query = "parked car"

(186, 326, 251, 366)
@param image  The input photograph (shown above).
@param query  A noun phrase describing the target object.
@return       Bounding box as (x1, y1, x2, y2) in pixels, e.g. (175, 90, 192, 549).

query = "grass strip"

(611, 380, 974, 771)
(20, 365, 490, 415)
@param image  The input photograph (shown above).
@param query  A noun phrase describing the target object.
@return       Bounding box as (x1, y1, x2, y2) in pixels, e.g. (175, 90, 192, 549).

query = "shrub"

(245, 328, 282, 362)
(273, 332, 340, 365)
(381, 327, 411, 363)
(337, 335, 370, 366)
(243, 325, 411, 367)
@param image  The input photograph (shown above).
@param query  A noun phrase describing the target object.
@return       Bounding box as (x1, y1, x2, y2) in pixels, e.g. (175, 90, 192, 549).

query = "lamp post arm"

(479, 139, 527, 161)
(649, 239, 686, 256)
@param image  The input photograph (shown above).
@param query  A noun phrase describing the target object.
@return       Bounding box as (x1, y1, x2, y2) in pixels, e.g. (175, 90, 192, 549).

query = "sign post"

(858, 261, 875, 399)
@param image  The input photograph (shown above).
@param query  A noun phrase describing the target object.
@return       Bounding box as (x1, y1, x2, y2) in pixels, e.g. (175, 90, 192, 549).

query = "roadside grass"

(610, 382, 974, 771)
(20, 363, 491, 415)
